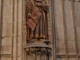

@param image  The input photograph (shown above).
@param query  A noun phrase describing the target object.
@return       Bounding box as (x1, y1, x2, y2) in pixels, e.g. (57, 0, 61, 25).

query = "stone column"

(0, 0, 2, 59)
(13, 0, 23, 60)
(0, 0, 24, 60)
(22, 0, 27, 60)
(13, 0, 18, 60)
(0, 0, 2, 21)
(49, 0, 54, 60)
(1, 0, 13, 60)
(17, 0, 23, 60)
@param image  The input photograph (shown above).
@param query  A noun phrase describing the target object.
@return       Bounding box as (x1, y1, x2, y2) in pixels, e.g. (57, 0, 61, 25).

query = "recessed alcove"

(24, 0, 53, 60)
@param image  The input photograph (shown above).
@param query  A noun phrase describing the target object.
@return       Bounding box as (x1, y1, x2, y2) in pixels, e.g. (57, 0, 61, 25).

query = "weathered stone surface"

(55, 0, 65, 41)
(0, 0, 1, 34)
(1, 0, 13, 56)
(1, 57, 11, 60)
(68, 58, 76, 60)
(0, 0, 1, 20)
(0, 0, 2, 56)
(1, 46, 11, 54)
(13, 0, 18, 60)
(17, 0, 23, 60)
(0, 0, 80, 60)
(64, 0, 74, 41)
(57, 58, 66, 60)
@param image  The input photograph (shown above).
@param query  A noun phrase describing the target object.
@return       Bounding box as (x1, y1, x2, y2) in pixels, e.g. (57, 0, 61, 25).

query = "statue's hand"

(28, 13, 31, 17)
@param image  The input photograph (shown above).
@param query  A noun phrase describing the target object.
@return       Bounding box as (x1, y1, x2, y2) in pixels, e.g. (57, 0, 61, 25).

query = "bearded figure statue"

(26, 0, 48, 42)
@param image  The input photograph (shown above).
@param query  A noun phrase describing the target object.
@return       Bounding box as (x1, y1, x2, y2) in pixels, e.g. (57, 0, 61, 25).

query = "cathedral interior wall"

(0, 0, 80, 60)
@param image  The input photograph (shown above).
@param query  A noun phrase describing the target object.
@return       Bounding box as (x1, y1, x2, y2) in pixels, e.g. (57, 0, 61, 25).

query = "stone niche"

(0, 0, 54, 60)
(24, 0, 53, 60)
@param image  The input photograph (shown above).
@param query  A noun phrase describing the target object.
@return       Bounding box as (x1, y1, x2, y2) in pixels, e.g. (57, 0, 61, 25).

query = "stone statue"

(26, 0, 48, 41)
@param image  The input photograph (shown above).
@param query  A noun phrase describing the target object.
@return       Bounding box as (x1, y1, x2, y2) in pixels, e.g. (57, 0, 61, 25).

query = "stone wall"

(0, 0, 80, 60)
(0, 0, 25, 60)
(53, 0, 80, 60)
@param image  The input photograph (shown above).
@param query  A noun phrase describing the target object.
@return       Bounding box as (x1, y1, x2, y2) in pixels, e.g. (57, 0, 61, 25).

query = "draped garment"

(26, 1, 48, 40)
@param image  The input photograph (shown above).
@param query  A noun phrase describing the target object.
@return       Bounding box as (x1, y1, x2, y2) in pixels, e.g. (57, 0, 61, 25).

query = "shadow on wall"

(0, 0, 4, 60)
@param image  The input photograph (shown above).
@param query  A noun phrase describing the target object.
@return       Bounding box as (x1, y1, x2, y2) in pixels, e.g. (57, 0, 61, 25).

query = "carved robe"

(26, 0, 48, 40)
